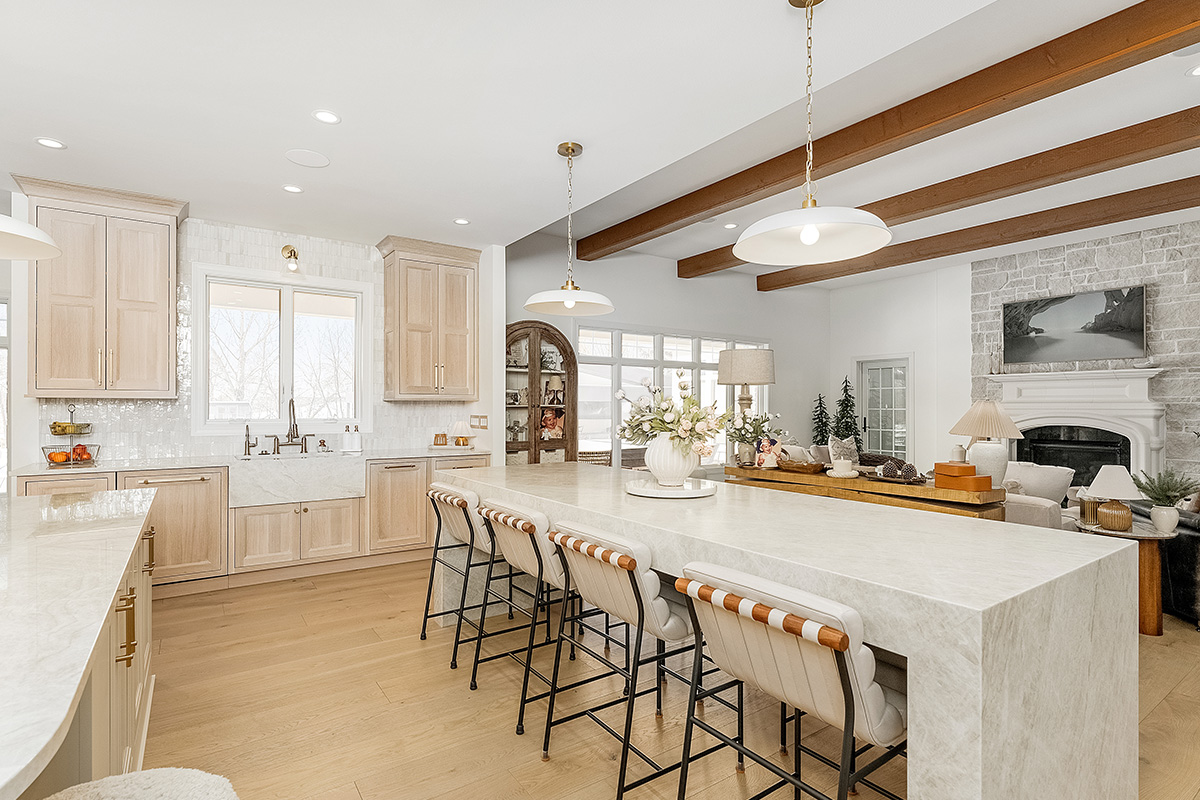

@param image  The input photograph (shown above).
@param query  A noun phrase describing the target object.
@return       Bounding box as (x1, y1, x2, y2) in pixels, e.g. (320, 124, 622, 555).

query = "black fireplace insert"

(1015, 426, 1131, 487)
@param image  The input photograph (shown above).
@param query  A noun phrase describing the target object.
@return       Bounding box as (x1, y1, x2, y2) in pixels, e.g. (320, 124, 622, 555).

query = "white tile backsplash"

(39, 218, 480, 461)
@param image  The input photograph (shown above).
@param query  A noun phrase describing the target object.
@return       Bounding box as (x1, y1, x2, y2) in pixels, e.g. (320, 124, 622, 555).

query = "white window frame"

(0, 293, 9, 494)
(191, 263, 374, 437)
(574, 322, 769, 470)
(855, 354, 914, 461)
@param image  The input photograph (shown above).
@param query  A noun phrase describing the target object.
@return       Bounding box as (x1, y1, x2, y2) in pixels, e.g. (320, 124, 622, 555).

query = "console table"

(1074, 518, 1177, 636)
(725, 465, 1006, 520)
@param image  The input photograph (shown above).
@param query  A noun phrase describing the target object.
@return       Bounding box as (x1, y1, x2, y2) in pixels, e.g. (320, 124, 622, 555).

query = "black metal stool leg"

(780, 702, 790, 756)
(449, 548, 475, 670)
(468, 547, 497, 691)
(735, 681, 745, 774)
(515, 580, 543, 735)
(655, 639, 665, 718)
(508, 570, 515, 620)
(615, 625, 645, 800)
(541, 574, 572, 762)
(794, 705, 803, 800)
(419, 518, 443, 641)
(675, 630, 704, 800)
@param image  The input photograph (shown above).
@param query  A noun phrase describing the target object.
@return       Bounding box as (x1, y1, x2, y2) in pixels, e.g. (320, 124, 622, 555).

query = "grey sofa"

(1131, 501, 1200, 627)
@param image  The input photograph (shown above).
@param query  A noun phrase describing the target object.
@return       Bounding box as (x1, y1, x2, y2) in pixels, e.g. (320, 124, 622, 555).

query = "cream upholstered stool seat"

(43, 768, 239, 800)
(676, 562, 907, 800)
(542, 521, 702, 800)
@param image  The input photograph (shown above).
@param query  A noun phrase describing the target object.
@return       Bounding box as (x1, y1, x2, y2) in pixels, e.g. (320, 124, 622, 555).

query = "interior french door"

(858, 358, 909, 461)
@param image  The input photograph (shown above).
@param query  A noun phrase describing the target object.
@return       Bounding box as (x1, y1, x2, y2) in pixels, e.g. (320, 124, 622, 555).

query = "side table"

(1074, 518, 1177, 636)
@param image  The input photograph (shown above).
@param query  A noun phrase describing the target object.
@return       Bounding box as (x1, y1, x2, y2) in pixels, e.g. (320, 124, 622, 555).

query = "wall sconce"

(282, 245, 300, 272)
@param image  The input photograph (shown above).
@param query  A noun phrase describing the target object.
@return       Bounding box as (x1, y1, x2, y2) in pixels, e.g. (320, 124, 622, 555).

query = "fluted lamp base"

(967, 438, 1009, 490)
(1097, 499, 1134, 532)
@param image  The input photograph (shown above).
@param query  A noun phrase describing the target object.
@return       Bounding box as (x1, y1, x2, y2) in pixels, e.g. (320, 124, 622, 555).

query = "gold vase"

(1096, 499, 1133, 532)
(1079, 498, 1102, 526)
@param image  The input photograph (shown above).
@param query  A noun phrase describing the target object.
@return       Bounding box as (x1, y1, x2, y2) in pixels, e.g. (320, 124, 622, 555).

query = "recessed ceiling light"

(311, 109, 340, 124)
(282, 185, 304, 193)
(1188, 64, 1200, 77)
(35, 137, 66, 149)
(724, 223, 739, 229)
(285, 148, 330, 168)
(453, 218, 471, 225)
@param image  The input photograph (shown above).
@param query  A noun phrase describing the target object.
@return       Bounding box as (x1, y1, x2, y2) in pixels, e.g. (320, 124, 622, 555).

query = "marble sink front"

(228, 453, 368, 507)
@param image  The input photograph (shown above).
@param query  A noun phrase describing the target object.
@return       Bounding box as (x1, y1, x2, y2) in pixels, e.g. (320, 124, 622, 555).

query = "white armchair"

(1002, 461, 1076, 530)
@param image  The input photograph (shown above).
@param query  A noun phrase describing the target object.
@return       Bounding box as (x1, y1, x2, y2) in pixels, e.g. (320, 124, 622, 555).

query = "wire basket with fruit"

(42, 444, 100, 467)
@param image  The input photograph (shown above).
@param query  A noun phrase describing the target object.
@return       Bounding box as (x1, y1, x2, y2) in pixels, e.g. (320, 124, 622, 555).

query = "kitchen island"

(0, 490, 156, 800)
(439, 462, 1138, 800)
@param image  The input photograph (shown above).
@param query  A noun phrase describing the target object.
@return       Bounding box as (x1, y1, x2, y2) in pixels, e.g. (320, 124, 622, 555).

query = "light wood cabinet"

(366, 459, 430, 552)
(17, 472, 117, 496)
(377, 236, 479, 401)
(14, 175, 186, 399)
(118, 468, 228, 584)
(109, 533, 153, 776)
(233, 503, 302, 571)
(300, 497, 362, 561)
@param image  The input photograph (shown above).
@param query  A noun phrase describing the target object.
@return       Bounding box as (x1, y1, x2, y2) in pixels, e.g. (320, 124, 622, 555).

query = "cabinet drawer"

(432, 455, 490, 471)
(18, 472, 117, 496)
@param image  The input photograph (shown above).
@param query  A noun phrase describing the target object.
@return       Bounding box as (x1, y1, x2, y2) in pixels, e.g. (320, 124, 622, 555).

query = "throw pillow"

(828, 435, 858, 463)
(1002, 479, 1025, 495)
(810, 445, 831, 464)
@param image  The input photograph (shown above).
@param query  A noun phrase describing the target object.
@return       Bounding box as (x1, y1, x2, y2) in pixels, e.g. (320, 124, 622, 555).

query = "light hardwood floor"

(144, 562, 1200, 799)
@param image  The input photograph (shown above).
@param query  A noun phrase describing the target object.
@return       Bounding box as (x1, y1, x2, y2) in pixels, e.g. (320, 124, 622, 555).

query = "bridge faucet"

(243, 424, 258, 457)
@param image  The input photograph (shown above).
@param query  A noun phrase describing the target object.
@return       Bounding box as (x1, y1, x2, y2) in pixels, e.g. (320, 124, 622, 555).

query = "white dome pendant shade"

(524, 279, 614, 316)
(733, 204, 892, 266)
(736, 0, 891, 269)
(523, 141, 614, 317)
(0, 213, 61, 260)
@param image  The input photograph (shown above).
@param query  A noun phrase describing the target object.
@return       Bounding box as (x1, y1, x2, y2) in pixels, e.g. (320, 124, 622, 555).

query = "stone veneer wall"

(38, 218, 476, 460)
(971, 221, 1200, 476)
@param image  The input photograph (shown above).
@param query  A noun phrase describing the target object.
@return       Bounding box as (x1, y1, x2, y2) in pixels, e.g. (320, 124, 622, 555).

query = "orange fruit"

(48, 451, 69, 463)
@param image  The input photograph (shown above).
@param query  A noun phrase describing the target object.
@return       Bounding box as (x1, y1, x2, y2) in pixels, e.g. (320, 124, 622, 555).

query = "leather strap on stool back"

(479, 499, 563, 589)
(679, 562, 906, 748)
(428, 482, 487, 552)
(550, 521, 690, 643)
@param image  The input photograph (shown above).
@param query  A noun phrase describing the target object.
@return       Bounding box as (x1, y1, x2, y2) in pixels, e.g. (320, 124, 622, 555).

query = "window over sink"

(193, 265, 372, 436)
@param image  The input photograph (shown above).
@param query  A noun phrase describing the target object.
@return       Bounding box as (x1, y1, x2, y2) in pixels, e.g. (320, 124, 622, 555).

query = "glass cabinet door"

(536, 338, 568, 462)
(505, 334, 531, 465)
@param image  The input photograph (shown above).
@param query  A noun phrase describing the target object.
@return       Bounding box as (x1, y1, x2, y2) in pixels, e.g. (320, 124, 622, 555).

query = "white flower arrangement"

(616, 371, 730, 458)
(726, 411, 786, 446)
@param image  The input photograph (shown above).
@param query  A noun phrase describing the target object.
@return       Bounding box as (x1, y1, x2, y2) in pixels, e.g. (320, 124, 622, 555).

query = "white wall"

(505, 232, 830, 439)
(827, 264, 972, 468)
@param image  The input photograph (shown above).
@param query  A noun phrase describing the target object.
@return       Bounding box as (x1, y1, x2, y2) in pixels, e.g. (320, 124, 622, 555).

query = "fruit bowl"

(42, 444, 100, 467)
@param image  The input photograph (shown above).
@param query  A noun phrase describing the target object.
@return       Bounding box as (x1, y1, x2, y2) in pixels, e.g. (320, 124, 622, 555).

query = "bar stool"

(542, 521, 709, 800)
(675, 562, 908, 800)
(421, 482, 511, 677)
(44, 768, 239, 799)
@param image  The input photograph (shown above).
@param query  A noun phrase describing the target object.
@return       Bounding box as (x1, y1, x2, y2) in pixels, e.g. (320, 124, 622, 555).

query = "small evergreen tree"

(831, 376, 863, 452)
(811, 393, 831, 446)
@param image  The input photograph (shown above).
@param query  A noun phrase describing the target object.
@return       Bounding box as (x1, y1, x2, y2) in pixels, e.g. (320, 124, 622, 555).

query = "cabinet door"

(437, 263, 477, 399)
(234, 503, 302, 570)
(366, 460, 430, 552)
(34, 206, 107, 392)
(18, 473, 117, 496)
(300, 497, 361, 561)
(106, 217, 173, 393)
(110, 559, 138, 775)
(119, 469, 227, 582)
(393, 259, 439, 396)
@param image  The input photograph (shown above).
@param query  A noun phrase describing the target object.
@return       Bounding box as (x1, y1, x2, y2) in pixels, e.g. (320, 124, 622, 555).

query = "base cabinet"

(17, 473, 117, 496)
(366, 459, 430, 552)
(234, 498, 363, 572)
(118, 468, 228, 583)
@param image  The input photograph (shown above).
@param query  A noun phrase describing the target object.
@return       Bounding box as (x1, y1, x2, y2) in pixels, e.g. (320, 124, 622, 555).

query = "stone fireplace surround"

(989, 369, 1165, 476)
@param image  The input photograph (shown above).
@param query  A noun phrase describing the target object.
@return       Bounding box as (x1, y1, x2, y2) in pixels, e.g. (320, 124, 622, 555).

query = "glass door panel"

(859, 359, 909, 460)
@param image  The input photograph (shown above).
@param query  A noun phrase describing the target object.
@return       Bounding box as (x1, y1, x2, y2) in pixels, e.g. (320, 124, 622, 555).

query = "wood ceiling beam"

(678, 106, 1200, 278)
(577, 0, 1200, 262)
(756, 175, 1200, 290)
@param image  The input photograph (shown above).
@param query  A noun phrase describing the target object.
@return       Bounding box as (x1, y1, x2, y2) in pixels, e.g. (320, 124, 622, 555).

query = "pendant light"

(733, 0, 891, 266)
(523, 142, 614, 316)
(0, 213, 61, 260)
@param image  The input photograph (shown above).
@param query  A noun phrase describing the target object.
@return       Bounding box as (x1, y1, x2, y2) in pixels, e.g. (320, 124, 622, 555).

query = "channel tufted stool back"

(43, 768, 239, 800)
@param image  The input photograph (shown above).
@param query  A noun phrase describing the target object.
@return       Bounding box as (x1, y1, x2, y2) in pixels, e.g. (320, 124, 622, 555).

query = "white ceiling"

(0, 0, 1156, 263)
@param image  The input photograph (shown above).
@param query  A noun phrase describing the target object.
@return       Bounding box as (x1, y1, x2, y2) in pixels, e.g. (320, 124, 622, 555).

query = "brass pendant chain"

(804, 0, 816, 207)
(565, 152, 574, 285)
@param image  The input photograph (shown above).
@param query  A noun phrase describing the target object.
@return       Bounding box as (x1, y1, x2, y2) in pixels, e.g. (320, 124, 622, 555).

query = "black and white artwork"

(1002, 286, 1145, 364)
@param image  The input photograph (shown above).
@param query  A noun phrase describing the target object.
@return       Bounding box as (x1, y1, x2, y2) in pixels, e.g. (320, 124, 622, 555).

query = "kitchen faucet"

(243, 424, 259, 457)
(270, 398, 312, 454)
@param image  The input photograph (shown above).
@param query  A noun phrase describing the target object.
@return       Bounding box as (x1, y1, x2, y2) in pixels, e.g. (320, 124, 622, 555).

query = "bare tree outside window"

(208, 283, 280, 420)
(293, 292, 356, 419)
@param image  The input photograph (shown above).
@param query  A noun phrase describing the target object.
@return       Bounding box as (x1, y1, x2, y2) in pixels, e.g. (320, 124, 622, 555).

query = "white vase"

(736, 442, 755, 467)
(1150, 505, 1180, 534)
(645, 434, 699, 487)
(967, 438, 1009, 489)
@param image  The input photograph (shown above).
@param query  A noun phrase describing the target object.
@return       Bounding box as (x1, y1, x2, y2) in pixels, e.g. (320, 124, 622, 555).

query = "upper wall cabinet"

(14, 175, 187, 399)
(377, 235, 479, 401)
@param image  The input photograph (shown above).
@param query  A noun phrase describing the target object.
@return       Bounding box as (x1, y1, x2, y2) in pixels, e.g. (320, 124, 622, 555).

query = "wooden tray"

(864, 474, 928, 486)
(777, 461, 826, 475)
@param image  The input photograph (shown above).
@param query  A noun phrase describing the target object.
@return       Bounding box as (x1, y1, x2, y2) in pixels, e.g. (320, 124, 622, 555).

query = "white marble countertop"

(440, 463, 1140, 798)
(0, 489, 156, 800)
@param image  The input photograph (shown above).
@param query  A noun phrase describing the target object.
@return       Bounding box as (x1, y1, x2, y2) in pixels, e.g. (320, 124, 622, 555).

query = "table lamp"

(949, 400, 1024, 489)
(546, 374, 564, 405)
(1088, 464, 1142, 532)
(450, 421, 474, 448)
(717, 349, 775, 414)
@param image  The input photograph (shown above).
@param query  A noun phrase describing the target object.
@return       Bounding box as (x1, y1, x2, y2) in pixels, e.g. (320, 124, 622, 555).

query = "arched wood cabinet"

(504, 320, 577, 464)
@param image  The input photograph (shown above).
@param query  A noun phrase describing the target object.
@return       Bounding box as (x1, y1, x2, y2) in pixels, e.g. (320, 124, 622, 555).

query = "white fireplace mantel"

(988, 369, 1165, 474)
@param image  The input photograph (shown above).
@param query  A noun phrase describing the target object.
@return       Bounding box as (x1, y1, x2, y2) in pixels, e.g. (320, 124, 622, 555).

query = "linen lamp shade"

(1088, 464, 1141, 532)
(950, 400, 1024, 490)
(450, 421, 474, 447)
(717, 350, 776, 386)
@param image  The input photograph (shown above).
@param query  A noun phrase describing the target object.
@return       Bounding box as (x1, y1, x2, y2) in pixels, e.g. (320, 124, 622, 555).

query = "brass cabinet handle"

(138, 475, 210, 485)
(142, 526, 156, 575)
(115, 588, 137, 666)
(302, 507, 309, 513)
(97, 348, 104, 387)
(293, 507, 301, 514)
(384, 464, 419, 470)
(108, 348, 114, 384)
(439, 364, 444, 392)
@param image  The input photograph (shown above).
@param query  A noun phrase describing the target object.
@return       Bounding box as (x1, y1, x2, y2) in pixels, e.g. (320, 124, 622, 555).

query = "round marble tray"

(625, 478, 717, 499)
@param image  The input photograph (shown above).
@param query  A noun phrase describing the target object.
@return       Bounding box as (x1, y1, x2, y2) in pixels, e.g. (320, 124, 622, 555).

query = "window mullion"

(280, 286, 296, 420)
